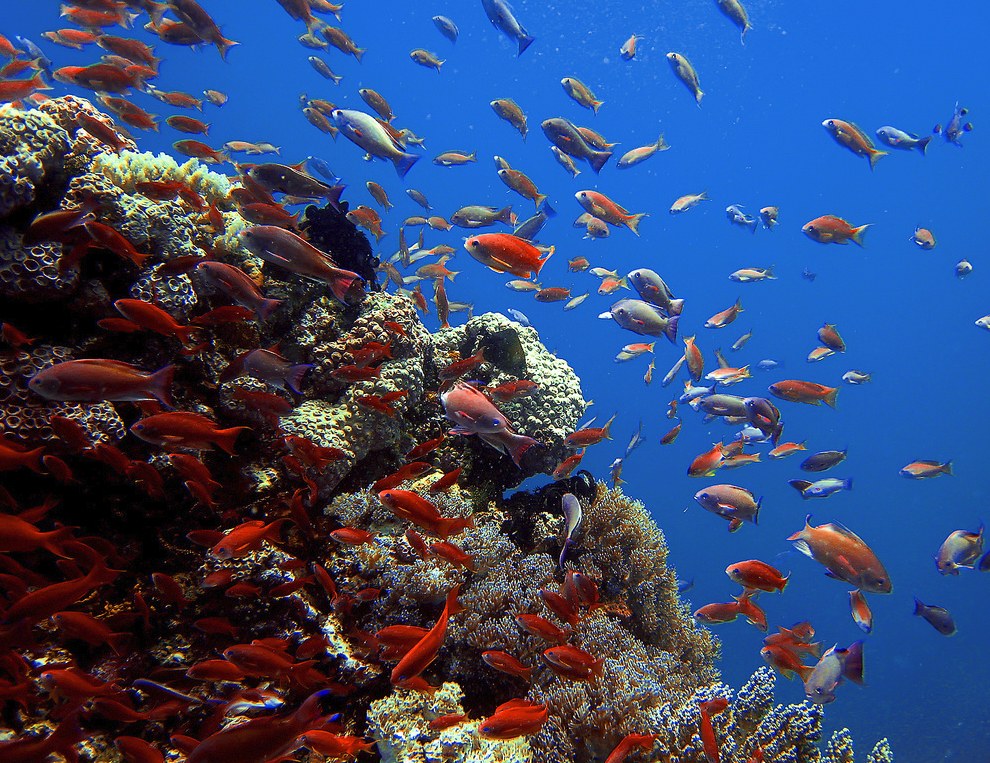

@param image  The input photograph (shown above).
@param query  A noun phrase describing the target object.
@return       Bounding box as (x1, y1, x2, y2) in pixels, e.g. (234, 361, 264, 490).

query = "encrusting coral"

(0, 99, 892, 763)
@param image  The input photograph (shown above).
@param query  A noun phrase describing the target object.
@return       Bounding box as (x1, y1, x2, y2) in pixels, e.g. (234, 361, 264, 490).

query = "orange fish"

(564, 413, 615, 448)
(540, 589, 580, 627)
(298, 732, 375, 758)
(899, 460, 952, 479)
(390, 585, 464, 688)
(705, 299, 743, 329)
(173, 139, 227, 163)
(787, 516, 891, 593)
(822, 118, 887, 170)
(429, 540, 476, 571)
(575, 190, 646, 235)
(684, 335, 704, 380)
(725, 560, 789, 593)
(768, 441, 807, 459)
(849, 589, 873, 633)
(464, 233, 553, 278)
(113, 299, 197, 344)
(760, 644, 813, 682)
(802, 215, 870, 246)
(377, 489, 475, 539)
(694, 591, 766, 631)
(768, 380, 839, 408)
(687, 442, 724, 477)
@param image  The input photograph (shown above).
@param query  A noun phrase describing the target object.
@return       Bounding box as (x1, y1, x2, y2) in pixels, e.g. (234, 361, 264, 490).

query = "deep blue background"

(8, 1, 988, 759)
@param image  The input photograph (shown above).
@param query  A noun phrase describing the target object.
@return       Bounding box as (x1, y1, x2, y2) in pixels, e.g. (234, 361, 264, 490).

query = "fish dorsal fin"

(823, 520, 866, 546)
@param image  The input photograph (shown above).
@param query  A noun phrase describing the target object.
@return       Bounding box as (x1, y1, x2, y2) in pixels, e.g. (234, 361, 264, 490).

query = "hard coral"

(0, 105, 71, 216)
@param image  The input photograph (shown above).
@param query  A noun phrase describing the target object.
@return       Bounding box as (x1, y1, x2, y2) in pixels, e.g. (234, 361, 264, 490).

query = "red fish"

(0, 73, 51, 102)
(489, 379, 539, 402)
(0, 438, 45, 473)
(515, 613, 570, 644)
(0, 711, 82, 763)
(51, 611, 129, 655)
(479, 699, 548, 739)
(330, 527, 375, 545)
(429, 467, 462, 493)
(194, 261, 282, 319)
(174, 139, 227, 163)
(331, 364, 381, 382)
(2, 545, 119, 625)
(372, 461, 433, 492)
(115, 736, 165, 763)
(564, 413, 616, 448)
(29, 359, 175, 405)
(540, 588, 581, 626)
(191, 305, 255, 326)
(429, 540, 476, 571)
(114, 299, 198, 344)
(464, 233, 553, 278)
(760, 644, 813, 682)
(699, 700, 720, 763)
(439, 349, 487, 381)
(849, 589, 873, 633)
(604, 733, 658, 763)
(390, 585, 464, 688)
(187, 691, 336, 763)
(210, 519, 288, 559)
(725, 560, 789, 593)
(542, 644, 604, 680)
(482, 650, 533, 681)
(769, 380, 839, 408)
(131, 412, 247, 453)
(378, 489, 475, 539)
(428, 714, 469, 731)
(688, 442, 724, 477)
(376, 624, 430, 660)
(298, 732, 375, 758)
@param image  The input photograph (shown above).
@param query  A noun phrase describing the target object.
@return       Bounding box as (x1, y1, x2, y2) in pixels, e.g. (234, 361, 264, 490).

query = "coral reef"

(0, 98, 892, 763)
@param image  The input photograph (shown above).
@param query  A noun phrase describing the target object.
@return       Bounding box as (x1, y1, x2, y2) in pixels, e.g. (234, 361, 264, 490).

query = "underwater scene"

(0, 1, 986, 761)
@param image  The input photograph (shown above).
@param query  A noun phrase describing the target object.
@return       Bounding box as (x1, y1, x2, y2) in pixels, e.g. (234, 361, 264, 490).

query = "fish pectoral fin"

(791, 539, 813, 559)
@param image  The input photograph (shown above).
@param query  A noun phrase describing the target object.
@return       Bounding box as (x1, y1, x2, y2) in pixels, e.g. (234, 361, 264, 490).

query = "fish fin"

(393, 152, 420, 179)
(824, 387, 839, 408)
(850, 224, 871, 247)
(867, 149, 887, 170)
(789, 539, 812, 558)
(588, 149, 612, 174)
(517, 34, 535, 56)
(215, 427, 249, 456)
(788, 479, 813, 493)
(842, 640, 865, 684)
(728, 518, 743, 533)
(664, 315, 680, 344)
(286, 364, 313, 395)
(917, 135, 932, 155)
(627, 212, 647, 236)
(149, 365, 176, 408)
(941, 461, 953, 476)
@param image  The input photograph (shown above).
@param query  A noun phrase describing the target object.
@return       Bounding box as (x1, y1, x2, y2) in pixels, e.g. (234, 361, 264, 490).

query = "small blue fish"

(805, 641, 864, 704)
(677, 578, 695, 594)
(726, 204, 758, 233)
(432, 15, 459, 43)
(506, 308, 530, 326)
(788, 477, 852, 499)
(756, 359, 780, 371)
(913, 598, 956, 636)
(481, 0, 535, 55)
(15, 36, 51, 71)
(801, 268, 817, 282)
(305, 157, 340, 184)
(624, 420, 645, 458)
(875, 126, 931, 154)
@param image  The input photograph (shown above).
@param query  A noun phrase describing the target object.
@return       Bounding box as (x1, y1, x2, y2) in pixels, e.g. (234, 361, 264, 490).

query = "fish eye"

(807, 225, 815, 231)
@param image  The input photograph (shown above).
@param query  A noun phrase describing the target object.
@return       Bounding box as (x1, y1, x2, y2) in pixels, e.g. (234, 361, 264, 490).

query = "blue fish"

(481, 0, 535, 56)
(305, 157, 341, 185)
(506, 308, 530, 326)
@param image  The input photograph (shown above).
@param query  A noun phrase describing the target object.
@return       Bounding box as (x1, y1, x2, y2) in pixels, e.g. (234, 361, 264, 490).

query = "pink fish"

(29, 359, 174, 405)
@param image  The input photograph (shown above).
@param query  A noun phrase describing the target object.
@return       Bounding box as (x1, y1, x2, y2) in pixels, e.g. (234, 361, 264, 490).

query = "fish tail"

(256, 297, 283, 320)
(353, 47, 366, 63)
(796, 664, 814, 683)
(850, 223, 871, 246)
(215, 426, 249, 456)
(495, 206, 514, 225)
(286, 364, 313, 395)
(912, 597, 925, 616)
(867, 149, 887, 170)
(657, 134, 669, 150)
(695, 89, 704, 107)
(591, 99, 604, 114)
(517, 34, 535, 56)
(540, 198, 557, 217)
(534, 245, 554, 277)
(627, 212, 647, 236)
(843, 477, 853, 491)
(446, 584, 466, 616)
(917, 135, 932, 155)
(588, 149, 612, 174)
(535, 193, 548, 210)
(393, 152, 420, 179)
(823, 387, 839, 408)
(325, 183, 345, 211)
(216, 36, 240, 62)
(664, 315, 680, 344)
(149, 364, 176, 408)
(941, 461, 953, 476)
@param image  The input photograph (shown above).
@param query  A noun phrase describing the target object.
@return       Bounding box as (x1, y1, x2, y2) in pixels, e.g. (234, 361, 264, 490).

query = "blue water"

(10, 2, 988, 759)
